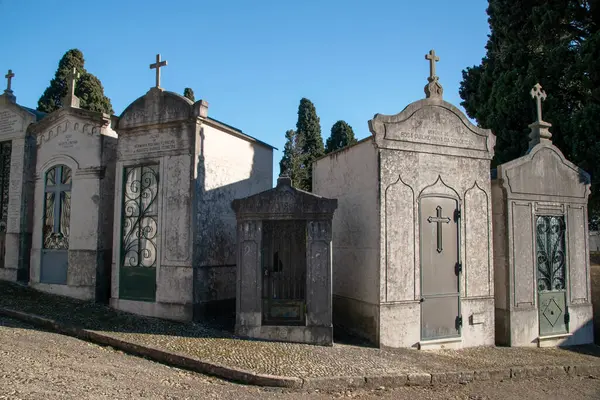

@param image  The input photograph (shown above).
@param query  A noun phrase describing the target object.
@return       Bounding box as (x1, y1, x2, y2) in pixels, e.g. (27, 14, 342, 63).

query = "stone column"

(306, 220, 333, 330)
(235, 220, 263, 330)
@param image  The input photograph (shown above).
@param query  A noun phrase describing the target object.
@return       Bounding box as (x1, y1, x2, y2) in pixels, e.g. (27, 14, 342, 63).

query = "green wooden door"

(536, 215, 568, 336)
(119, 164, 159, 302)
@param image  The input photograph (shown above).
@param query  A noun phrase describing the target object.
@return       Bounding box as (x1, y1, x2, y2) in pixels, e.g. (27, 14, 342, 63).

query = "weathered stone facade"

(492, 84, 593, 347)
(232, 176, 337, 345)
(28, 92, 117, 301)
(313, 51, 496, 349)
(0, 90, 40, 283)
(111, 83, 273, 321)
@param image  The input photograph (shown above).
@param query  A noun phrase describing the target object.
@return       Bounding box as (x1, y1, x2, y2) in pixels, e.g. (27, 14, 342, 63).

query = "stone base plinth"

(236, 324, 333, 346)
(30, 282, 95, 301)
(110, 298, 193, 322)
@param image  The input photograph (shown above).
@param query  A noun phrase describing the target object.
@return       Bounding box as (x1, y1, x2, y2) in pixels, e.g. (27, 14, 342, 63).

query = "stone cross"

(530, 83, 547, 122)
(66, 68, 80, 98)
(425, 49, 440, 79)
(427, 205, 451, 253)
(149, 54, 168, 88)
(5, 69, 14, 92)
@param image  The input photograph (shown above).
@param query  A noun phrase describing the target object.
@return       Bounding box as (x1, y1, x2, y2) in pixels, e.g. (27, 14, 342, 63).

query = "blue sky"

(1, 0, 490, 183)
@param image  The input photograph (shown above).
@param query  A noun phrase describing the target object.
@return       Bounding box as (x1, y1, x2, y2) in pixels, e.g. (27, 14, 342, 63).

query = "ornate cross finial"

(149, 54, 168, 88)
(528, 83, 552, 149)
(5, 69, 15, 92)
(62, 67, 81, 108)
(530, 83, 547, 123)
(425, 49, 440, 79)
(424, 49, 443, 99)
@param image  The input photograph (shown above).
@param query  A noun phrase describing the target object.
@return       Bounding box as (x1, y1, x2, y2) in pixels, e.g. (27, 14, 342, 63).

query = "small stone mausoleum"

(313, 50, 496, 349)
(0, 72, 41, 283)
(110, 55, 273, 321)
(492, 84, 593, 347)
(28, 68, 118, 301)
(232, 176, 337, 345)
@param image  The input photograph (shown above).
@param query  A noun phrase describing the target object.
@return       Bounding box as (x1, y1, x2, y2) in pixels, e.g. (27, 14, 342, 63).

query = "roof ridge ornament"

(149, 54, 168, 89)
(3, 69, 16, 103)
(62, 67, 81, 108)
(528, 83, 553, 150)
(424, 49, 443, 99)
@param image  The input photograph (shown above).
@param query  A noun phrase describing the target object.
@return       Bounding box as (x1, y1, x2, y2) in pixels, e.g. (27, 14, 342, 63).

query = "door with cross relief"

(419, 196, 460, 340)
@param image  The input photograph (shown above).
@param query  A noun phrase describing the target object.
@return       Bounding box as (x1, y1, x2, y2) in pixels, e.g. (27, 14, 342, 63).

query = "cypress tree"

(295, 98, 324, 191)
(183, 87, 195, 102)
(279, 129, 302, 187)
(325, 120, 357, 154)
(38, 49, 113, 114)
(459, 0, 600, 227)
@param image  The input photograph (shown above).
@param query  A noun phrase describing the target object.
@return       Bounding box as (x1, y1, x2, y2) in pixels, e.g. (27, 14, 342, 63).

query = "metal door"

(262, 220, 306, 325)
(536, 215, 568, 336)
(420, 196, 461, 340)
(0, 141, 11, 268)
(41, 165, 71, 284)
(119, 165, 159, 302)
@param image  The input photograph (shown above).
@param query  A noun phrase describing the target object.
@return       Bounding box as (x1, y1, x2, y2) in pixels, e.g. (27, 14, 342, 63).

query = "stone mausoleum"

(110, 55, 274, 321)
(492, 84, 593, 347)
(0, 71, 42, 283)
(28, 68, 118, 301)
(313, 50, 496, 349)
(232, 175, 337, 345)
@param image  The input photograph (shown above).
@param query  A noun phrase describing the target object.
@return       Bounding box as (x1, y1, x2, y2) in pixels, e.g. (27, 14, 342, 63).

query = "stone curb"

(1, 307, 599, 391)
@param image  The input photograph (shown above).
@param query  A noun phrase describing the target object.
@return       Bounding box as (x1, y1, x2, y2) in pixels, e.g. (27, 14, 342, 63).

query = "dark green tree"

(459, 0, 600, 227)
(183, 87, 195, 102)
(279, 129, 302, 187)
(295, 98, 324, 191)
(325, 120, 357, 154)
(38, 49, 113, 114)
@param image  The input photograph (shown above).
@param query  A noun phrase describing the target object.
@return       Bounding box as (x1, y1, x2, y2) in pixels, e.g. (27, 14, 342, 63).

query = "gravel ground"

(1, 281, 600, 379)
(2, 316, 600, 400)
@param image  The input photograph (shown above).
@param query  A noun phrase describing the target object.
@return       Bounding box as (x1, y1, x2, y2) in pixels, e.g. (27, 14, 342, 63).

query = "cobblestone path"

(2, 316, 600, 399)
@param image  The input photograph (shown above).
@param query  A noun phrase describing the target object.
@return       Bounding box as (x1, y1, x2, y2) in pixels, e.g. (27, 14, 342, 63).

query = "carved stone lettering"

(58, 133, 79, 149)
(0, 110, 20, 134)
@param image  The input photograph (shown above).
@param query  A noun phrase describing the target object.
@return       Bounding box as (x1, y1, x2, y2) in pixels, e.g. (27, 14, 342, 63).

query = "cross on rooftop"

(530, 83, 547, 123)
(5, 69, 14, 92)
(425, 49, 440, 79)
(149, 54, 168, 88)
(66, 68, 80, 98)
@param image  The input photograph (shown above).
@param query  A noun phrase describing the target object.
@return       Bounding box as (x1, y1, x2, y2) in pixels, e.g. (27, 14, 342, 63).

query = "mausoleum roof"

(232, 176, 337, 220)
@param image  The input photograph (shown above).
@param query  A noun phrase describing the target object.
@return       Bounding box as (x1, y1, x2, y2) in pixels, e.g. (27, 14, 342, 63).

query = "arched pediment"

(369, 98, 495, 160)
(499, 143, 590, 200)
(118, 88, 193, 130)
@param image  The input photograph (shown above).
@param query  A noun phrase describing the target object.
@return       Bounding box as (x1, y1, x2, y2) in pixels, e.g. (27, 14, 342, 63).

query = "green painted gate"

(119, 164, 159, 302)
(536, 215, 569, 336)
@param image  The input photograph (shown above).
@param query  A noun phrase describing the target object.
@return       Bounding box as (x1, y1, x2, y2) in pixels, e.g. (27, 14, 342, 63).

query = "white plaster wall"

(313, 140, 380, 341)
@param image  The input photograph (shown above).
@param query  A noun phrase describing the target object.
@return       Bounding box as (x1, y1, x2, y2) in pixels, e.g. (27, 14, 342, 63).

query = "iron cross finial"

(5, 69, 15, 92)
(149, 53, 168, 88)
(66, 67, 80, 98)
(425, 49, 440, 79)
(530, 83, 547, 123)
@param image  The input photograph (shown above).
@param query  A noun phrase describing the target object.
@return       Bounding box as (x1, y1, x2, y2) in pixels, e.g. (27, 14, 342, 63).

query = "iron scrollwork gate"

(40, 165, 72, 284)
(119, 164, 159, 302)
(536, 215, 568, 336)
(0, 141, 11, 269)
(261, 220, 307, 325)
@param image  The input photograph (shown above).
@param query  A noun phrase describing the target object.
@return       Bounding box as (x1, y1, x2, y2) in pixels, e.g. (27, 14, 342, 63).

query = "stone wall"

(313, 138, 380, 343)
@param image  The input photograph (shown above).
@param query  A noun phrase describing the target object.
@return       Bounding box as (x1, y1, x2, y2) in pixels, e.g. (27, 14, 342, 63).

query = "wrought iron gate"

(420, 196, 461, 340)
(0, 141, 10, 269)
(261, 220, 306, 325)
(536, 215, 568, 336)
(119, 164, 159, 302)
(40, 165, 71, 284)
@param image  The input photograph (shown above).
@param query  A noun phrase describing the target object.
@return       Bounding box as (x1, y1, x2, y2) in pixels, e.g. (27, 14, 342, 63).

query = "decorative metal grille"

(121, 165, 159, 269)
(43, 165, 71, 249)
(0, 141, 11, 233)
(536, 215, 566, 292)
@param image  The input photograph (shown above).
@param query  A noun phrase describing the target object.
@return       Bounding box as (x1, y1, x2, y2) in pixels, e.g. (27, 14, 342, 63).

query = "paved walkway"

(3, 315, 600, 400)
(1, 281, 600, 390)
